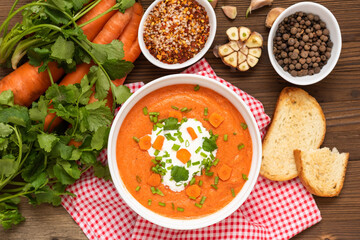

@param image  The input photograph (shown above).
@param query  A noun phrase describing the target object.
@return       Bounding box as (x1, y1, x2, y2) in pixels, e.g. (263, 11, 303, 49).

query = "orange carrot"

(176, 148, 191, 164)
(168, 110, 182, 122)
(217, 164, 232, 181)
(139, 135, 152, 150)
(119, 3, 143, 50)
(185, 185, 201, 199)
(187, 127, 198, 140)
(78, 0, 117, 41)
(209, 112, 224, 128)
(0, 62, 64, 106)
(152, 135, 165, 150)
(92, 7, 133, 44)
(68, 139, 83, 148)
(147, 173, 161, 187)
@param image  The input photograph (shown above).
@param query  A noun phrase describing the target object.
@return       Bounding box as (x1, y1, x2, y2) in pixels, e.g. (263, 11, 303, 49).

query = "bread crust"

(260, 87, 327, 181)
(294, 149, 349, 197)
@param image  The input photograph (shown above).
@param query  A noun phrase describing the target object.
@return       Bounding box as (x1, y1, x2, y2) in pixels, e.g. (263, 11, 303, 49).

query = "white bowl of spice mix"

(138, 0, 216, 69)
(268, 2, 341, 85)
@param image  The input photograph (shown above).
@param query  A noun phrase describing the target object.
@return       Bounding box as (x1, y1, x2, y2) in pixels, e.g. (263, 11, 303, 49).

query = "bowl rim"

(267, 1, 342, 85)
(107, 74, 262, 230)
(137, 0, 217, 70)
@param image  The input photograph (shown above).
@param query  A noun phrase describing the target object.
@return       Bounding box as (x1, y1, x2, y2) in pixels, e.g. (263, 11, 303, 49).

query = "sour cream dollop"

(147, 118, 217, 192)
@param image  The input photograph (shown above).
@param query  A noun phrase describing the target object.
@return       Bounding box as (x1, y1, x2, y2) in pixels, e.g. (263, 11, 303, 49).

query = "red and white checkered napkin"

(62, 59, 321, 240)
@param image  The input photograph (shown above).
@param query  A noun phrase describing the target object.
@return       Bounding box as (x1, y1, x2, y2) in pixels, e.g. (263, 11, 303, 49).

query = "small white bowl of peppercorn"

(268, 2, 341, 85)
(138, 0, 217, 70)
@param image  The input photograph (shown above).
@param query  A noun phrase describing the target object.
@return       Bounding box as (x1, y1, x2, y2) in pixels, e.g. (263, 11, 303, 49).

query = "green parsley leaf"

(28, 47, 51, 67)
(202, 135, 218, 152)
(91, 126, 109, 150)
(51, 36, 75, 64)
(171, 166, 189, 183)
(0, 204, 25, 230)
(0, 106, 30, 127)
(0, 155, 18, 178)
(110, 82, 132, 104)
(0, 123, 13, 137)
(163, 117, 180, 130)
(37, 133, 59, 152)
(119, 0, 136, 12)
(0, 90, 14, 106)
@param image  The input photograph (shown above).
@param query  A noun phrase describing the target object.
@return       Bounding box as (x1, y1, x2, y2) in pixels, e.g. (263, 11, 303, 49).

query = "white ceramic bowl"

(268, 2, 341, 85)
(138, 0, 217, 70)
(107, 74, 262, 229)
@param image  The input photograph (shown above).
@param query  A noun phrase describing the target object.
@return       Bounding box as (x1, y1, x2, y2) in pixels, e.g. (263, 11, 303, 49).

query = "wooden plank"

(0, 0, 359, 239)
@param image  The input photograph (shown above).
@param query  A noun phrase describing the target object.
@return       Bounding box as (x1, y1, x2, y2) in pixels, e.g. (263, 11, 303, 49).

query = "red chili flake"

(143, 0, 210, 64)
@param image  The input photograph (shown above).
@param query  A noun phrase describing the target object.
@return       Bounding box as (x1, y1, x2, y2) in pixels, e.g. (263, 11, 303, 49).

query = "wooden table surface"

(0, 0, 359, 239)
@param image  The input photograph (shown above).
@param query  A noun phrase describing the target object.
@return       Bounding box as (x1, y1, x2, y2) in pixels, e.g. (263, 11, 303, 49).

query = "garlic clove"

(226, 27, 239, 41)
(240, 45, 249, 55)
(222, 6, 237, 20)
(245, 32, 263, 48)
(228, 41, 240, 51)
(238, 52, 247, 64)
(247, 54, 259, 67)
(239, 27, 251, 42)
(265, 7, 285, 28)
(246, 0, 274, 18)
(249, 47, 262, 58)
(223, 52, 238, 68)
(218, 44, 234, 57)
(238, 61, 250, 71)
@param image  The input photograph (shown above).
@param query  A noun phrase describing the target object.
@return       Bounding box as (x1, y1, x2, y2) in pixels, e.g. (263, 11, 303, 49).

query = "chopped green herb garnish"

(177, 207, 184, 212)
(165, 133, 176, 141)
(189, 177, 196, 185)
(204, 107, 208, 116)
(153, 125, 157, 131)
(203, 118, 209, 121)
(151, 159, 158, 164)
(154, 150, 160, 156)
(195, 147, 202, 154)
(189, 196, 196, 200)
(163, 151, 170, 158)
(156, 129, 163, 135)
(198, 180, 203, 186)
(200, 196, 207, 205)
(171, 105, 179, 110)
(192, 161, 200, 166)
(166, 159, 172, 163)
(210, 152, 215, 160)
(153, 116, 158, 123)
(231, 188, 235, 197)
(158, 202, 166, 207)
(200, 152, 207, 158)
(242, 173, 248, 181)
(164, 117, 180, 130)
(233, 132, 237, 135)
(197, 126, 202, 133)
(172, 144, 180, 151)
(143, 107, 148, 115)
(214, 176, 219, 185)
(155, 188, 164, 196)
(180, 107, 188, 112)
(202, 132, 218, 152)
(187, 160, 192, 168)
(148, 199, 152, 206)
(135, 186, 141, 192)
(149, 115, 154, 122)
(213, 158, 219, 166)
(172, 202, 175, 210)
(133, 136, 140, 143)
(194, 84, 200, 91)
(171, 166, 189, 182)
(238, 144, 245, 150)
(150, 187, 156, 194)
(156, 123, 164, 128)
(241, 123, 248, 130)
(136, 176, 142, 183)
(205, 171, 214, 177)
(177, 135, 184, 143)
(223, 134, 228, 141)
(158, 119, 166, 123)
(211, 184, 218, 190)
(195, 203, 202, 208)
(185, 140, 190, 147)
(149, 112, 160, 116)
(155, 156, 162, 161)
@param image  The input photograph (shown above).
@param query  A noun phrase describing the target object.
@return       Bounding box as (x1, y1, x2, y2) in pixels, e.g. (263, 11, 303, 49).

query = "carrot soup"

(116, 84, 252, 218)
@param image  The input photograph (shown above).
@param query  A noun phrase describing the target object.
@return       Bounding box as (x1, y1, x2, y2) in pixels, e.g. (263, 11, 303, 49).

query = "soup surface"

(116, 84, 252, 218)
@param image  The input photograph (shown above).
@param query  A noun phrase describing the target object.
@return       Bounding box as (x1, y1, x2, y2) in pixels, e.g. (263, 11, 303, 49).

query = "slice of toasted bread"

(294, 147, 349, 197)
(260, 87, 326, 181)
